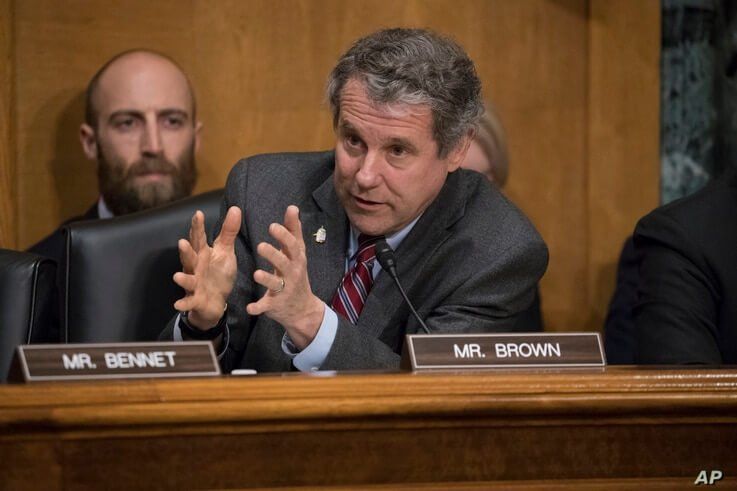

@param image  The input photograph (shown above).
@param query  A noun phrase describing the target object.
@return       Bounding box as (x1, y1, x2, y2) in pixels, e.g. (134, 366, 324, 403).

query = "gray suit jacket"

(163, 151, 548, 372)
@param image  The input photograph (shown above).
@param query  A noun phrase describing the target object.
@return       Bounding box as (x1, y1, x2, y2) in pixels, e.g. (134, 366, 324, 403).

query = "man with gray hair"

(163, 28, 548, 372)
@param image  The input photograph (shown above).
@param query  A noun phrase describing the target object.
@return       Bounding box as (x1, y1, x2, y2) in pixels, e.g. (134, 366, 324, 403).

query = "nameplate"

(9, 342, 221, 382)
(401, 332, 605, 370)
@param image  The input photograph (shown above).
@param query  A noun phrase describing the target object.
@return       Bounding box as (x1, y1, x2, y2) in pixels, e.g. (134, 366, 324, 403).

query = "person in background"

(29, 49, 201, 266)
(460, 104, 543, 331)
(460, 103, 509, 187)
(603, 236, 640, 363)
(633, 168, 737, 364)
(27, 49, 201, 344)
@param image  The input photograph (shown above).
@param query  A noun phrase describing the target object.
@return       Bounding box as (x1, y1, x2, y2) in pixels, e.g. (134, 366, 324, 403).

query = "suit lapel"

(357, 170, 468, 337)
(304, 173, 348, 303)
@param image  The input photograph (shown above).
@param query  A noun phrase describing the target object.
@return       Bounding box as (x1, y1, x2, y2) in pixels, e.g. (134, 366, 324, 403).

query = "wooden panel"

(8, 0, 660, 332)
(587, 1, 661, 328)
(0, 0, 15, 249)
(0, 368, 735, 489)
(493, 0, 589, 331)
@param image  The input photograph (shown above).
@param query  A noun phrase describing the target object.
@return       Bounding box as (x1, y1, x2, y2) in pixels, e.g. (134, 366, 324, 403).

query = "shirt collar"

(346, 213, 423, 260)
(97, 197, 114, 219)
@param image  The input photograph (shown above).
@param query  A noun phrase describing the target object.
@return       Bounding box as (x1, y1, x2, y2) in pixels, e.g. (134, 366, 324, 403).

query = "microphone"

(374, 239, 431, 334)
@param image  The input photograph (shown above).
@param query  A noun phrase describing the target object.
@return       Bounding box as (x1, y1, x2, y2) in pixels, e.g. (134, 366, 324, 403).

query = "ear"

(79, 123, 98, 160)
(194, 120, 203, 153)
(446, 129, 474, 173)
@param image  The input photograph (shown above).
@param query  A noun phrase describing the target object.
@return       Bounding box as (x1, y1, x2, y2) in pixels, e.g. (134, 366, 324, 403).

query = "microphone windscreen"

(374, 239, 396, 272)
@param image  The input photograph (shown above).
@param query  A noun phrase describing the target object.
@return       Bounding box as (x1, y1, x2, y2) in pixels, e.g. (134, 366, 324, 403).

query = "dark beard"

(97, 144, 197, 216)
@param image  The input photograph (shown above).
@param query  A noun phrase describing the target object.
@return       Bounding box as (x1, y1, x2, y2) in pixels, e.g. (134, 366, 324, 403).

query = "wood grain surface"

(0, 0, 16, 249)
(0, 367, 735, 489)
(587, 1, 661, 329)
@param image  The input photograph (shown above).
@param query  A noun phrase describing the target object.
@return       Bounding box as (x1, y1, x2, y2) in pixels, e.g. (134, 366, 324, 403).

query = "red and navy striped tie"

(331, 234, 383, 324)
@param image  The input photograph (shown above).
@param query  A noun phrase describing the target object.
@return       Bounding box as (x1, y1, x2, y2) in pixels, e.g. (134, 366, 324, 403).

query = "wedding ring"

(272, 277, 285, 293)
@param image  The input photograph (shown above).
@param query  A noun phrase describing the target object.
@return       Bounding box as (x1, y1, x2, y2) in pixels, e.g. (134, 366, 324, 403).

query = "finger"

(174, 295, 199, 312)
(173, 271, 197, 292)
(256, 241, 290, 272)
(214, 206, 242, 249)
(246, 297, 268, 316)
(253, 269, 285, 292)
(284, 205, 305, 257)
(189, 210, 208, 252)
(194, 243, 211, 277)
(174, 247, 211, 313)
(283, 205, 303, 244)
(178, 239, 197, 274)
(268, 222, 301, 260)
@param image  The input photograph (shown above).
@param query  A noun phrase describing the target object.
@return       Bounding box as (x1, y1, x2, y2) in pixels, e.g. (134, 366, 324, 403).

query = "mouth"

(352, 195, 383, 210)
(133, 172, 170, 181)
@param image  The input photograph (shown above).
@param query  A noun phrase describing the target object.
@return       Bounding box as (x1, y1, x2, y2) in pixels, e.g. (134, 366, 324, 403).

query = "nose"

(141, 120, 163, 157)
(354, 151, 381, 189)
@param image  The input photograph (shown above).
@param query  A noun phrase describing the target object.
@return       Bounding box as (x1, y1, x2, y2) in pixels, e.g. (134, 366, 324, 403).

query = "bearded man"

(29, 49, 200, 264)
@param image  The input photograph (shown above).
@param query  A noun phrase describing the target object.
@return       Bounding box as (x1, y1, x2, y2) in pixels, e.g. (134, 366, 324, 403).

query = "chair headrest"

(0, 249, 57, 380)
(62, 189, 224, 343)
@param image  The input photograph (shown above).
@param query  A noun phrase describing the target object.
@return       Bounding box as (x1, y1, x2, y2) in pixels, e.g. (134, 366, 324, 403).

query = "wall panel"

(7, 0, 660, 332)
(0, 0, 15, 248)
(588, 1, 661, 329)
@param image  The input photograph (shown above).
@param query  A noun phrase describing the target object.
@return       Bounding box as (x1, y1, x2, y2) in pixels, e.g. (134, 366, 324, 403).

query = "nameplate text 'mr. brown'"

(402, 333, 605, 371)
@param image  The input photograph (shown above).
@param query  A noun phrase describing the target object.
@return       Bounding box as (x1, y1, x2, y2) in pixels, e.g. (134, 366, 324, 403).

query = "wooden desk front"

(1, 368, 736, 489)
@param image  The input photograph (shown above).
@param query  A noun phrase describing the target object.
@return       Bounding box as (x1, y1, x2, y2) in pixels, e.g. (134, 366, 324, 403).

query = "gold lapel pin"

(313, 226, 327, 244)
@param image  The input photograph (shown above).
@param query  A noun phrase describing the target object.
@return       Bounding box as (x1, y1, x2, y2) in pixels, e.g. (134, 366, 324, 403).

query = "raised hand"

(247, 205, 324, 349)
(173, 206, 242, 329)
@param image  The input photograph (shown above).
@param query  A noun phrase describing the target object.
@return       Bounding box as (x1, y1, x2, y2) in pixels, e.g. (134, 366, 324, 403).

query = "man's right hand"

(173, 206, 242, 329)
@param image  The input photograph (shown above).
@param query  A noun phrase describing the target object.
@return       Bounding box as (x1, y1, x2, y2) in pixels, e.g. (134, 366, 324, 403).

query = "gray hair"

(326, 28, 484, 158)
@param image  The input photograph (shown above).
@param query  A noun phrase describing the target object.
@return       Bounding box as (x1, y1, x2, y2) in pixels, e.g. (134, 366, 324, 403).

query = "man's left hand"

(246, 205, 325, 350)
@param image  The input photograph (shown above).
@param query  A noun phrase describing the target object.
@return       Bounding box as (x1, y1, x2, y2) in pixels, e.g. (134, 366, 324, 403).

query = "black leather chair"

(62, 189, 223, 343)
(0, 249, 57, 381)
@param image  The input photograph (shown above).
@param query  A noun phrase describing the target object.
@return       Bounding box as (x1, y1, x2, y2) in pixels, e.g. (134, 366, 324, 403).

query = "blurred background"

(0, 0, 661, 333)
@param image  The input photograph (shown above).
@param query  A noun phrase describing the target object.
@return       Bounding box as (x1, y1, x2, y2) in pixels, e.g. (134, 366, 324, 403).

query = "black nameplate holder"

(9, 341, 220, 382)
(401, 332, 605, 371)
